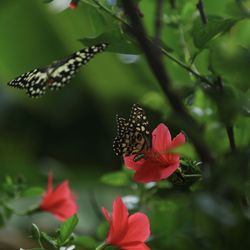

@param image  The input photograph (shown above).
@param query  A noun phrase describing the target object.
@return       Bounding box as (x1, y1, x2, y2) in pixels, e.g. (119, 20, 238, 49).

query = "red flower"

(39, 173, 78, 221)
(124, 123, 185, 183)
(101, 197, 150, 250)
(68, 1, 78, 9)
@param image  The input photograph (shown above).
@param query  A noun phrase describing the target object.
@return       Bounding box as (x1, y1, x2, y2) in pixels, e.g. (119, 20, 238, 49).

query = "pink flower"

(39, 173, 78, 221)
(102, 197, 150, 250)
(124, 123, 186, 183)
(68, 1, 78, 9)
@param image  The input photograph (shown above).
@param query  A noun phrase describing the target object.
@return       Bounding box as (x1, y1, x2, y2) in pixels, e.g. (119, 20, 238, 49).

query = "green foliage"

(59, 214, 79, 245)
(0, 0, 250, 249)
(101, 170, 132, 186)
(192, 16, 239, 49)
(73, 235, 98, 249)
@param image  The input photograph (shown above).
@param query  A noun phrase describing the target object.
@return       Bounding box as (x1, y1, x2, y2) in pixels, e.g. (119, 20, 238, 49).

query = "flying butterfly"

(113, 104, 151, 161)
(7, 43, 108, 98)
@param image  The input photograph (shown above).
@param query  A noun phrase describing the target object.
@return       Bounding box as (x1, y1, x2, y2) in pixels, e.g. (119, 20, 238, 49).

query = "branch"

(226, 126, 236, 152)
(154, 0, 164, 46)
(169, 0, 176, 9)
(196, 0, 208, 24)
(121, 0, 214, 167)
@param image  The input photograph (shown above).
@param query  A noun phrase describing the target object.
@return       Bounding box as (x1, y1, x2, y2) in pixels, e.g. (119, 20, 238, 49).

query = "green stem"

(91, 0, 129, 25)
(89, 0, 212, 86)
(183, 174, 202, 178)
(96, 242, 108, 250)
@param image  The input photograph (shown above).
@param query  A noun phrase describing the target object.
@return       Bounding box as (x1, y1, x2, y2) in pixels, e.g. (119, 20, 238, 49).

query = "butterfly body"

(113, 104, 150, 161)
(8, 43, 108, 98)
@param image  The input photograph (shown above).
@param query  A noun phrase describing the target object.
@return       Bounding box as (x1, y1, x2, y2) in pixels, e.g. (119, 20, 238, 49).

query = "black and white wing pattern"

(113, 104, 150, 160)
(7, 43, 108, 98)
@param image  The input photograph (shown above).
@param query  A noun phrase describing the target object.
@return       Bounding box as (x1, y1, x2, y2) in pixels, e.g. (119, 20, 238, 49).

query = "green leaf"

(158, 180, 173, 189)
(96, 221, 109, 240)
(80, 29, 141, 54)
(59, 214, 79, 244)
(22, 187, 44, 197)
(192, 16, 239, 49)
(31, 223, 41, 240)
(101, 171, 131, 186)
(41, 232, 57, 247)
(73, 235, 97, 249)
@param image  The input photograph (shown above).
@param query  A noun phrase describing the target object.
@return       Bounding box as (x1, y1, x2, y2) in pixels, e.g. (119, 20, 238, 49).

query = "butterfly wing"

(8, 68, 48, 98)
(113, 104, 150, 158)
(47, 43, 108, 91)
(7, 43, 108, 97)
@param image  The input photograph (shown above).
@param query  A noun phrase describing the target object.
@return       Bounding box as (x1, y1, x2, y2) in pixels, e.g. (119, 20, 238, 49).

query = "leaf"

(41, 232, 57, 247)
(22, 187, 44, 197)
(73, 235, 97, 249)
(31, 224, 41, 240)
(59, 214, 79, 244)
(80, 29, 141, 54)
(192, 16, 239, 49)
(101, 171, 131, 186)
(96, 221, 109, 240)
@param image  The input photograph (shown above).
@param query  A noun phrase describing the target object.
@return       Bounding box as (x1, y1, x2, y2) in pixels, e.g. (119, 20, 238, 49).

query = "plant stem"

(183, 174, 202, 178)
(96, 242, 107, 250)
(196, 0, 208, 24)
(91, 0, 129, 25)
(226, 126, 236, 152)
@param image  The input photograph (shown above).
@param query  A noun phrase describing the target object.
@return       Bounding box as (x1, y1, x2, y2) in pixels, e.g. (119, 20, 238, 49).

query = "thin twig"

(196, 0, 208, 24)
(121, 0, 214, 167)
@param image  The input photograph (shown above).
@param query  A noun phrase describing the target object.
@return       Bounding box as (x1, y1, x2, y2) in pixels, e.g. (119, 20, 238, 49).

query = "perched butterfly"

(7, 43, 108, 98)
(113, 104, 151, 161)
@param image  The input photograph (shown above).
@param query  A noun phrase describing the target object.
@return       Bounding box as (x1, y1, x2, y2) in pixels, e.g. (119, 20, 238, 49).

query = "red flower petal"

(68, 2, 78, 9)
(39, 174, 78, 221)
(124, 155, 145, 170)
(118, 213, 150, 245)
(159, 160, 180, 179)
(101, 207, 111, 223)
(133, 160, 162, 183)
(123, 243, 150, 250)
(171, 132, 186, 149)
(108, 197, 129, 244)
(152, 123, 172, 152)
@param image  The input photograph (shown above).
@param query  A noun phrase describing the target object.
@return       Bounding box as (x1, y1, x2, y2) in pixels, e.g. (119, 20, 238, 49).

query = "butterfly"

(113, 104, 151, 161)
(7, 43, 108, 98)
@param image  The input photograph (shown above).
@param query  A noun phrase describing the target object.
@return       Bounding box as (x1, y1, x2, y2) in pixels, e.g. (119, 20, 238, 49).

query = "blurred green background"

(0, 0, 250, 249)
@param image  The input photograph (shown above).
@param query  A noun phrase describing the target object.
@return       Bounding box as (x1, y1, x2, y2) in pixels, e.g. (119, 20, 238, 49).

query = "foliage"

(0, 0, 250, 249)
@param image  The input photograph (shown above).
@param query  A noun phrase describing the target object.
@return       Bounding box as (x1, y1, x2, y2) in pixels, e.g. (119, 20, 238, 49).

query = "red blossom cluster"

(38, 122, 185, 250)
(125, 123, 185, 183)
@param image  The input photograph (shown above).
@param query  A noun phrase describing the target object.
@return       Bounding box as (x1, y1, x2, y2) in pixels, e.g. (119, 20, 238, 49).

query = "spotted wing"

(7, 43, 108, 98)
(47, 43, 108, 90)
(8, 68, 48, 98)
(113, 104, 150, 158)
